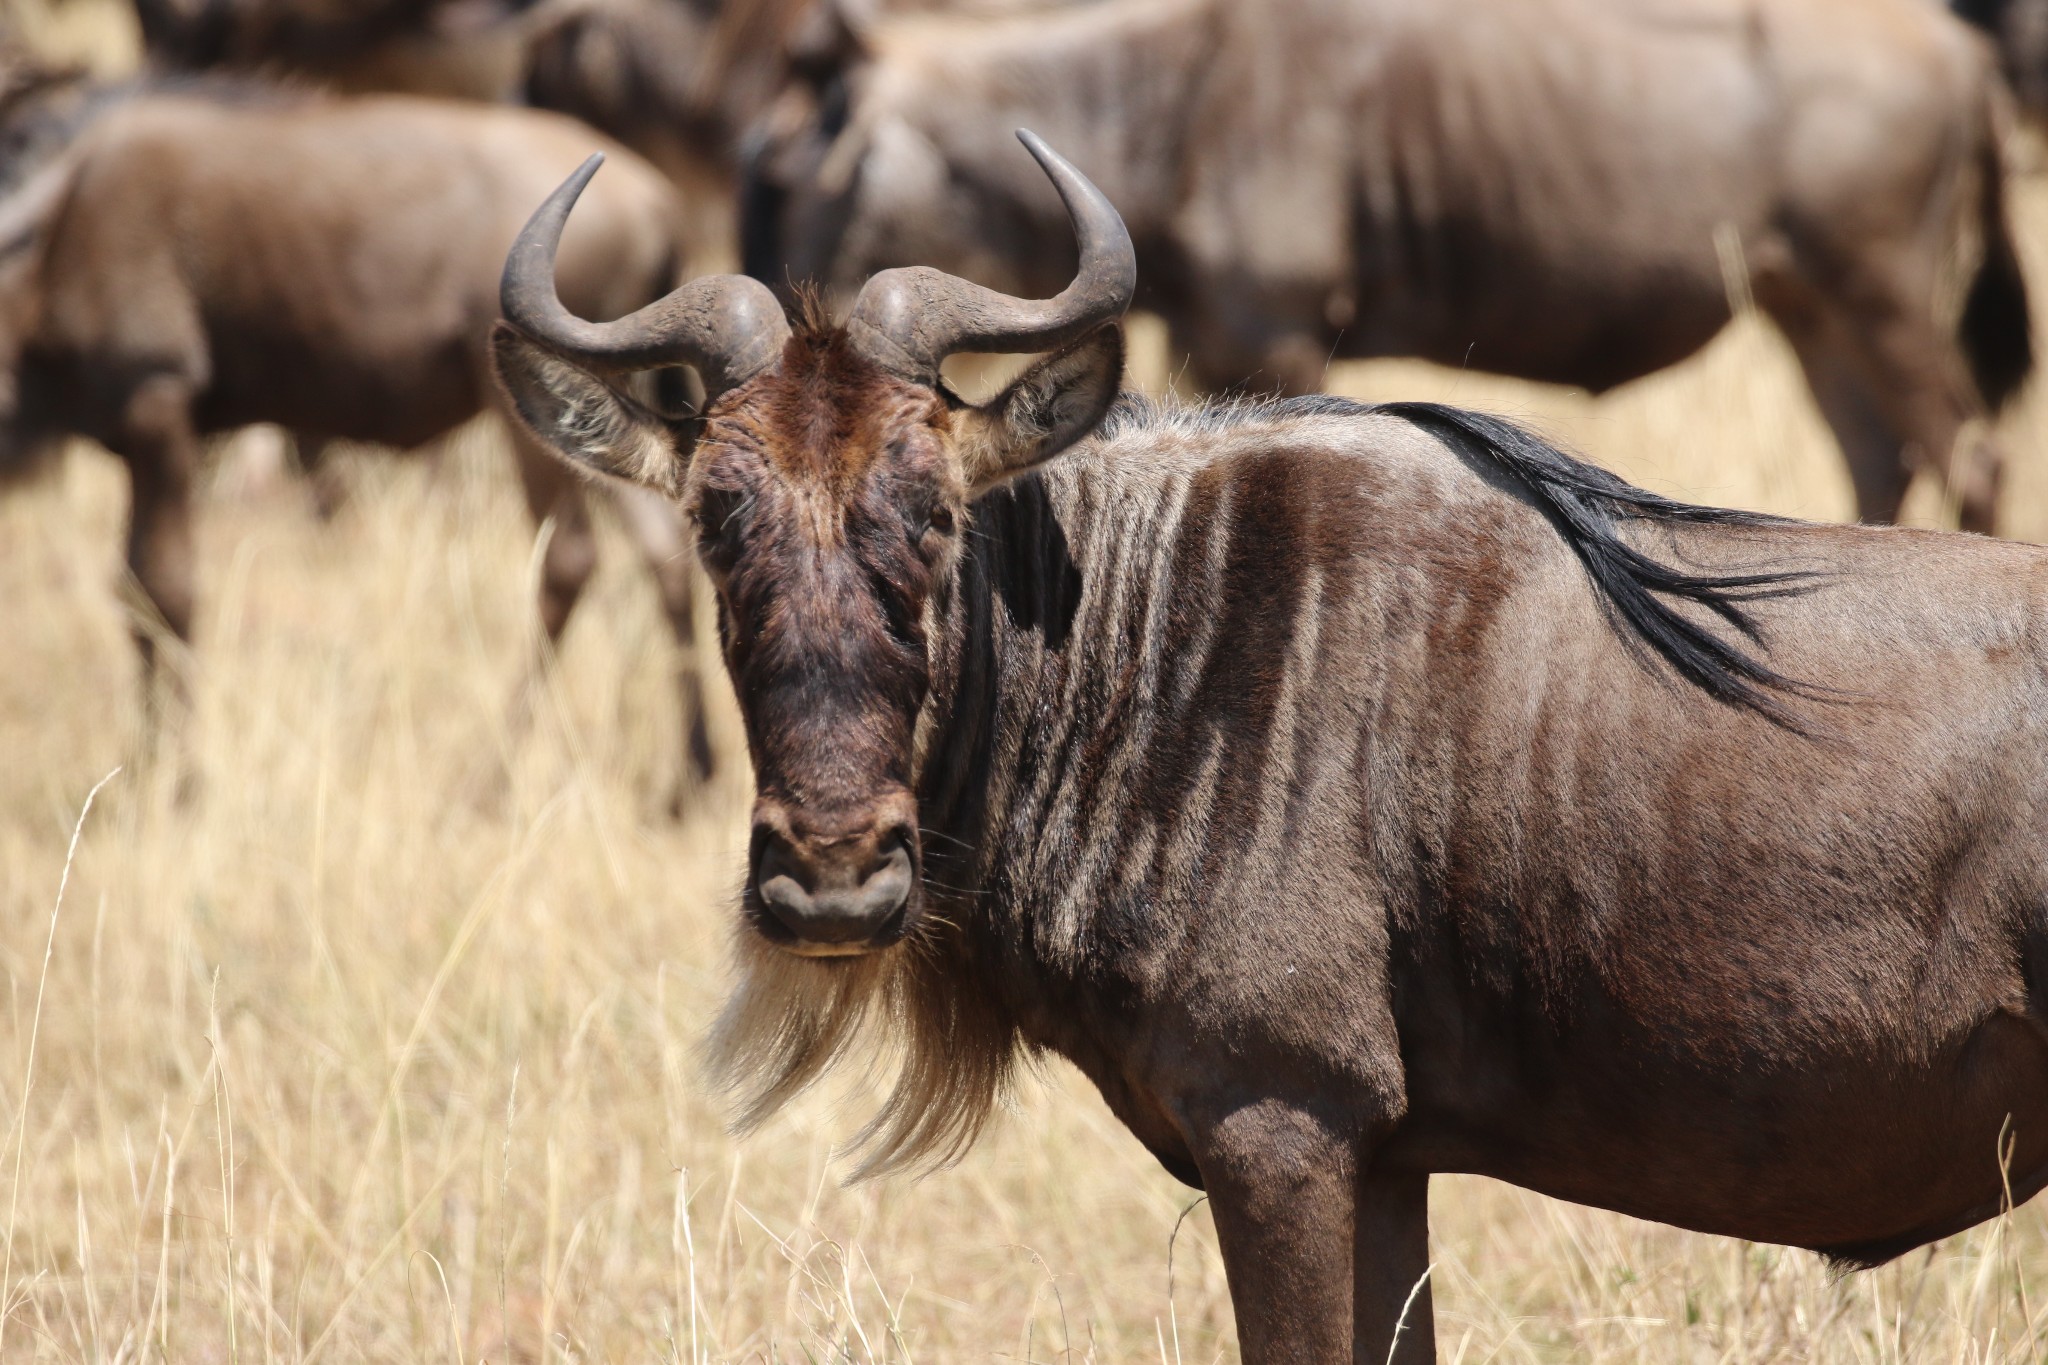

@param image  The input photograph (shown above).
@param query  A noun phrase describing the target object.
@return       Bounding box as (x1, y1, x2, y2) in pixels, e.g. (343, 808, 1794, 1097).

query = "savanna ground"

(10, 1, 2048, 1360)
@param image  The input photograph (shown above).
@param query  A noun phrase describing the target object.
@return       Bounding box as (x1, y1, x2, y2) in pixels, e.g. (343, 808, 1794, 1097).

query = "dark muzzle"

(748, 796, 919, 954)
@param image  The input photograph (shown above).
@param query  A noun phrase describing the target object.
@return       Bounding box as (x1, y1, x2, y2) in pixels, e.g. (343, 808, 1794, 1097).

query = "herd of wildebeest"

(24, 0, 2048, 1359)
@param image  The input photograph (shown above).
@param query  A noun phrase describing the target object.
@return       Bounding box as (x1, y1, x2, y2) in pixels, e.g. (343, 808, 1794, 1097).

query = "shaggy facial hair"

(703, 919, 1020, 1178)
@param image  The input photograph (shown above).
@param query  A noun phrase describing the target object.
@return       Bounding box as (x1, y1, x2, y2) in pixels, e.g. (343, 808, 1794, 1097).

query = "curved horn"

(844, 130, 1135, 380)
(501, 154, 791, 396)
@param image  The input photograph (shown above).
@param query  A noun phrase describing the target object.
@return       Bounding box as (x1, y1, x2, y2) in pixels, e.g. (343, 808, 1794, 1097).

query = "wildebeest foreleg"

(113, 375, 201, 736)
(1854, 304, 2004, 535)
(512, 437, 599, 645)
(610, 481, 717, 806)
(1194, 1101, 1431, 1362)
(1777, 310, 1913, 525)
(1355, 1167, 1434, 1365)
(495, 433, 599, 763)
(300, 436, 353, 522)
(1771, 277, 2001, 533)
(1167, 280, 1333, 398)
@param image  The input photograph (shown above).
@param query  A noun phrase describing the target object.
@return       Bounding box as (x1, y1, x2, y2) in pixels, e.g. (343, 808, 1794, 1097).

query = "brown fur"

(1955, 0, 2048, 116)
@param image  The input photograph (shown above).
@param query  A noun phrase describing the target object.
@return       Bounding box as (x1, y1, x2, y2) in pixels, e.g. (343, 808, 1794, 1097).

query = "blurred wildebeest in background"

(127, 0, 864, 258)
(520, 0, 821, 258)
(746, 0, 2032, 533)
(0, 84, 720, 794)
(507, 133, 2048, 1364)
(129, 0, 539, 98)
(520, 0, 1047, 260)
(1954, 0, 2048, 117)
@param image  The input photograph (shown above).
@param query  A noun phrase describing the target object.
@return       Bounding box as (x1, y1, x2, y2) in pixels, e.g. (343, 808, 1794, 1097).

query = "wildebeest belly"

(1344, 251, 1737, 394)
(1386, 975, 2048, 1261)
(196, 323, 483, 449)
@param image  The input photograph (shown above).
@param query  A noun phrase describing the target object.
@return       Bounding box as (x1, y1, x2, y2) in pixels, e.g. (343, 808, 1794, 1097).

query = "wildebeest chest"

(192, 315, 481, 447)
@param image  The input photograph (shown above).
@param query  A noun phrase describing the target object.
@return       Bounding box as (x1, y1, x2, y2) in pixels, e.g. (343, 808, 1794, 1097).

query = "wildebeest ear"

(489, 322, 695, 497)
(956, 324, 1123, 492)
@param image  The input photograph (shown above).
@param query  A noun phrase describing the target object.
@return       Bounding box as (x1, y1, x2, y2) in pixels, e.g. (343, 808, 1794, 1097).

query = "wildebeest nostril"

(752, 830, 915, 947)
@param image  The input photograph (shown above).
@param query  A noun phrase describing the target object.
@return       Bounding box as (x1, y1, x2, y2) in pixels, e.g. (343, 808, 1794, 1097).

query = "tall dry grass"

(11, 3, 2048, 1356)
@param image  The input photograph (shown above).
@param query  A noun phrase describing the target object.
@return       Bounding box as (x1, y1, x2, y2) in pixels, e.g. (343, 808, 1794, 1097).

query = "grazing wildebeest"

(2, 88, 719, 791)
(496, 133, 2048, 1361)
(744, 0, 2033, 534)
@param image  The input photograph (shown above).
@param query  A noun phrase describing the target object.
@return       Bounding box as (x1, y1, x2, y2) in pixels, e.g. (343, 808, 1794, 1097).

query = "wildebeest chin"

(496, 132, 2048, 1363)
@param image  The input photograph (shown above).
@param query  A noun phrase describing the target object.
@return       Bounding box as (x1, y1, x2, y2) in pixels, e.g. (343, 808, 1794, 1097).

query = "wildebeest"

(744, 0, 2033, 533)
(520, 0, 820, 258)
(520, 0, 1030, 260)
(130, 0, 849, 259)
(497, 133, 2048, 1361)
(2, 87, 719, 791)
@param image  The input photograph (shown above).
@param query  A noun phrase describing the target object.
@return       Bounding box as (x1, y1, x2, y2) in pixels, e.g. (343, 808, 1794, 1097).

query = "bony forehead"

(687, 425, 963, 542)
(705, 387, 959, 492)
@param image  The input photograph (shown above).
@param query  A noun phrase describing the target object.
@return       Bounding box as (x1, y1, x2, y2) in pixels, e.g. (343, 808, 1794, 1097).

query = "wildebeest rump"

(745, 0, 2032, 534)
(3, 89, 719, 790)
(496, 135, 2048, 1361)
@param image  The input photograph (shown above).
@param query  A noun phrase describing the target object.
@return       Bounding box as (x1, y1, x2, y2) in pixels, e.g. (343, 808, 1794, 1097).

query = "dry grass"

(12, 3, 2048, 1357)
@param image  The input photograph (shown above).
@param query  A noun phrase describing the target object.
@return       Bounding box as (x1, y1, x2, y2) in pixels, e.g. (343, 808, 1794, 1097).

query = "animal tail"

(1960, 93, 2033, 412)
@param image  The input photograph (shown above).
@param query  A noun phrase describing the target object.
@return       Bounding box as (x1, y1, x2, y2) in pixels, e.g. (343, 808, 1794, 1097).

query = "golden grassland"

(14, 1, 2048, 1358)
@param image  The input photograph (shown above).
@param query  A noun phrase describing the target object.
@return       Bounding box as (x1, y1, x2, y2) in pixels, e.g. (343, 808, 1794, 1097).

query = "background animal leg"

(1356, 1167, 1435, 1365)
(1169, 285, 1331, 397)
(299, 435, 354, 522)
(504, 435, 598, 758)
(1193, 1102, 1361, 1362)
(1774, 288, 1996, 531)
(1854, 306, 2002, 533)
(1780, 315, 1912, 526)
(112, 375, 202, 747)
(610, 482, 717, 812)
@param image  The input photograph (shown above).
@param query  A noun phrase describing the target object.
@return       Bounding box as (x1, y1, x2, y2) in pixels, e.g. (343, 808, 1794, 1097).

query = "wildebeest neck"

(904, 393, 1820, 1077)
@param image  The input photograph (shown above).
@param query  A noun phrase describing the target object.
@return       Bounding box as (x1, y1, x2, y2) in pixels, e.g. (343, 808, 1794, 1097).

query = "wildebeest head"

(494, 130, 1129, 958)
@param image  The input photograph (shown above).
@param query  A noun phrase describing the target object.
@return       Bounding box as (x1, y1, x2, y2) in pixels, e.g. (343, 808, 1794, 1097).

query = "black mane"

(1373, 401, 1823, 723)
(1094, 390, 1825, 723)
